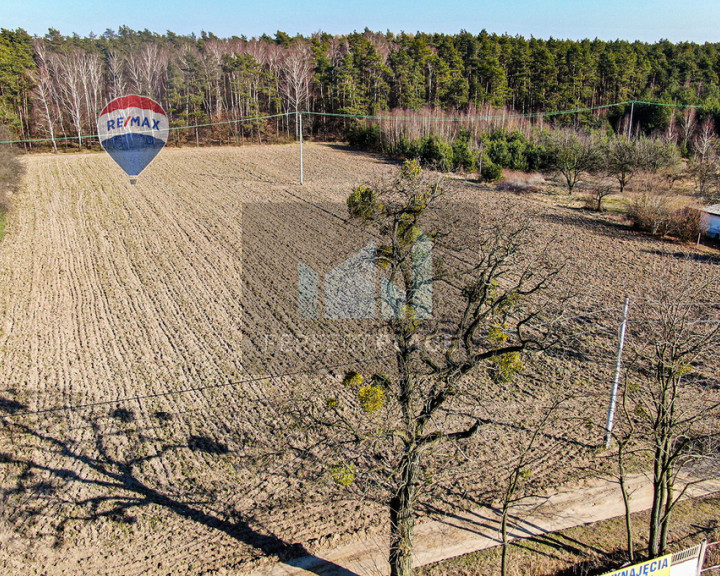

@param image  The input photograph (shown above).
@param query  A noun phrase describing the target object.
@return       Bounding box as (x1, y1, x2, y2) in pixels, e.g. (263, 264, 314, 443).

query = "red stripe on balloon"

(100, 95, 165, 116)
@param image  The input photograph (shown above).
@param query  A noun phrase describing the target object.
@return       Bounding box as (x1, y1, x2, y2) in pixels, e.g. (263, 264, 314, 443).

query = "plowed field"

(0, 143, 717, 575)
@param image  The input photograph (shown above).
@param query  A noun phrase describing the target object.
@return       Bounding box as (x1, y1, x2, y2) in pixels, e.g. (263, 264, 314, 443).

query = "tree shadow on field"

(469, 415, 595, 451)
(642, 248, 720, 265)
(0, 396, 27, 414)
(540, 547, 626, 576)
(188, 434, 229, 455)
(421, 498, 610, 561)
(536, 211, 638, 242)
(0, 412, 360, 576)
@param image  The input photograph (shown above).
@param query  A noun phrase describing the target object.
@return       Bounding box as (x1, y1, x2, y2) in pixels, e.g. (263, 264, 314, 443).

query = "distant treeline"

(2, 26, 720, 148)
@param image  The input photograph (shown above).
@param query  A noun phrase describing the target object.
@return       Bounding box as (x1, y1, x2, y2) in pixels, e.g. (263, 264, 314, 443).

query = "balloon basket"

(129, 177, 138, 186)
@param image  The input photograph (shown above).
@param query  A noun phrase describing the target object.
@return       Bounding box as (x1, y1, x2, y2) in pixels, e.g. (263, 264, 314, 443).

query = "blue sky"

(2, 0, 720, 42)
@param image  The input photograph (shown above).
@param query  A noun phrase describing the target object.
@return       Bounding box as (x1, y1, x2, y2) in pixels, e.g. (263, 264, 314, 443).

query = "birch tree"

(31, 39, 59, 152)
(106, 50, 126, 99)
(53, 49, 86, 147)
(278, 43, 313, 117)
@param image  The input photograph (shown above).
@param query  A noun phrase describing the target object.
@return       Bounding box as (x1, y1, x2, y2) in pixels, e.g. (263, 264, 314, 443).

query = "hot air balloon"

(97, 95, 169, 185)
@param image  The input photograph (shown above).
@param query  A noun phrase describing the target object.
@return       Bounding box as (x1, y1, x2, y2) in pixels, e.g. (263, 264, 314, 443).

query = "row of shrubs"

(627, 194, 704, 242)
(348, 122, 712, 244)
(347, 123, 544, 181)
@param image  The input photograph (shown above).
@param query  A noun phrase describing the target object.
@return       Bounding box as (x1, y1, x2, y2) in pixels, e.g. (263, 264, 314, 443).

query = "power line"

(1, 304, 635, 425)
(634, 300, 720, 306)
(302, 100, 699, 123)
(529, 305, 624, 329)
(632, 100, 700, 109)
(0, 112, 293, 145)
(2, 303, 631, 425)
(6, 353, 394, 419)
(0, 100, 704, 145)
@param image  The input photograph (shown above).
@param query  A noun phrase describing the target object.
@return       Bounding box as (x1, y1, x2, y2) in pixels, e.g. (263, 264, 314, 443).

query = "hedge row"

(347, 124, 549, 181)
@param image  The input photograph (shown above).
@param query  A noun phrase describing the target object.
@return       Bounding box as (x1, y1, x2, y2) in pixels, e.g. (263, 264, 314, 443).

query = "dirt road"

(251, 473, 720, 576)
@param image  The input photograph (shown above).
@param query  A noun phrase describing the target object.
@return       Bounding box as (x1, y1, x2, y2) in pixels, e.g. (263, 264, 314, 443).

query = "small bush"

(419, 135, 454, 172)
(489, 351, 524, 383)
(523, 141, 548, 171)
(690, 156, 720, 200)
(358, 385, 386, 413)
(451, 134, 477, 172)
(392, 135, 413, 157)
(485, 137, 512, 168)
(482, 131, 534, 171)
(329, 463, 356, 487)
(342, 370, 364, 389)
(405, 138, 423, 160)
(480, 160, 503, 183)
(347, 186, 382, 220)
(627, 187, 703, 241)
(642, 138, 681, 173)
(507, 136, 529, 171)
(668, 206, 702, 241)
(400, 159, 421, 180)
(347, 123, 382, 151)
(627, 192, 672, 235)
(582, 179, 616, 212)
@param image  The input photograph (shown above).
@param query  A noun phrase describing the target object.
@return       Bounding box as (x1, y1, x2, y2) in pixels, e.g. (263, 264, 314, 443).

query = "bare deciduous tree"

(278, 43, 314, 118)
(126, 44, 169, 100)
(31, 39, 60, 153)
(53, 49, 87, 147)
(80, 51, 103, 130)
(690, 119, 720, 200)
(106, 50, 126, 100)
(199, 40, 226, 123)
(542, 129, 601, 194)
(676, 107, 696, 155)
(498, 392, 569, 576)
(621, 277, 720, 558)
(585, 179, 615, 212)
(288, 160, 567, 576)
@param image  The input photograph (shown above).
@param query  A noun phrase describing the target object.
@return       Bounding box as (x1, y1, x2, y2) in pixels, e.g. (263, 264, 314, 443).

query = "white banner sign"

(601, 542, 706, 576)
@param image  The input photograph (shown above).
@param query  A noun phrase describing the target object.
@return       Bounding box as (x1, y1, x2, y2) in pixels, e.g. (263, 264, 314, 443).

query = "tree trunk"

(659, 477, 673, 553)
(619, 469, 634, 563)
(648, 446, 667, 558)
(389, 448, 420, 576)
(501, 503, 510, 576)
